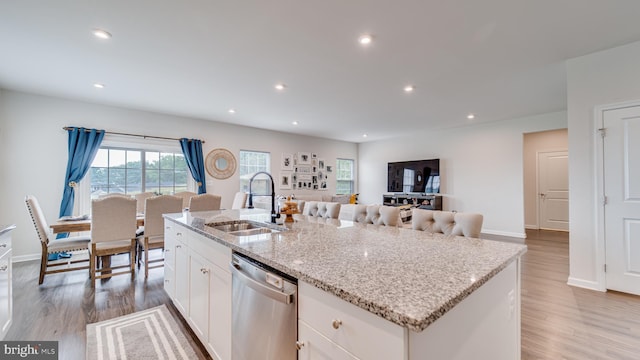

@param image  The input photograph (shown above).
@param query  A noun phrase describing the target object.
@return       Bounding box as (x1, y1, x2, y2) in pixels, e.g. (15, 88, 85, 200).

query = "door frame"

(536, 149, 569, 231)
(594, 99, 640, 292)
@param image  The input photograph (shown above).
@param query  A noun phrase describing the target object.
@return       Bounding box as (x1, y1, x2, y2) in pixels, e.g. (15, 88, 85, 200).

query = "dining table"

(49, 215, 145, 276)
(49, 216, 145, 234)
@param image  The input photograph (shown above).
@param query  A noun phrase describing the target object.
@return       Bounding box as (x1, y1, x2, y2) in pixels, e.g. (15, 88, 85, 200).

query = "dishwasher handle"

(230, 262, 295, 305)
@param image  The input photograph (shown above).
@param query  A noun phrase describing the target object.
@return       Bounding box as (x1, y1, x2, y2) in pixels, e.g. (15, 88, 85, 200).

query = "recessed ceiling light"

(274, 83, 286, 91)
(358, 34, 373, 46)
(404, 85, 415, 93)
(93, 83, 105, 89)
(228, 108, 236, 114)
(92, 29, 112, 40)
(362, 133, 368, 138)
(292, 121, 298, 125)
(467, 113, 475, 119)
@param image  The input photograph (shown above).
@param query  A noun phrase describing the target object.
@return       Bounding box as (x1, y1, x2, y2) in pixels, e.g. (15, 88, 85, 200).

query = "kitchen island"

(164, 209, 526, 360)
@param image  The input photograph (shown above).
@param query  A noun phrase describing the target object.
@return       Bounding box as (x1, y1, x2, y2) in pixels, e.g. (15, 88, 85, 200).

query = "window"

(90, 147, 188, 198)
(336, 158, 354, 194)
(402, 168, 415, 193)
(239, 150, 271, 195)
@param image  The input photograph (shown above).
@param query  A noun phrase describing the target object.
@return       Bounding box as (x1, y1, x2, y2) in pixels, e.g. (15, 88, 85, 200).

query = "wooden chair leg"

(89, 248, 96, 287)
(39, 251, 47, 285)
(144, 239, 149, 279)
(130, 239, 136, 280)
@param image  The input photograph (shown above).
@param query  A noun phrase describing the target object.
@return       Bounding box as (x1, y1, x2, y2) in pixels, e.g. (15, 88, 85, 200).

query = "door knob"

(296, 341, 305, 350)
(332, 319, 342, 329)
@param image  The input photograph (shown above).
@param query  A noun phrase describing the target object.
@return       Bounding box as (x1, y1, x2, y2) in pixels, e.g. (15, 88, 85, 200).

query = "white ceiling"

(2, 1, 640, 143)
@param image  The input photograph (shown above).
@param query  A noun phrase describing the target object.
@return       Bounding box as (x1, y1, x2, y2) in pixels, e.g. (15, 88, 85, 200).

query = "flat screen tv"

(387, 159, 440, 193)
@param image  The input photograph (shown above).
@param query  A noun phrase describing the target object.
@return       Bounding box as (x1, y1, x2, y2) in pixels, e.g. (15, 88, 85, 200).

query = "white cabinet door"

(163, 226, 176, 299)
(174, 239, 190, 317)
(298, 321, 359, 360)
(0, 249, 11, 339)
(189, 253, 210, 342)
(208, 265, 232, 360)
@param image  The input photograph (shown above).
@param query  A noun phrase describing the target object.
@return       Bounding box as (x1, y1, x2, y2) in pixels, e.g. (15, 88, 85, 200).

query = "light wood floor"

(6, 231, 640, 359)
(522, 229, 640, 360)
(5, 254, 211, 359)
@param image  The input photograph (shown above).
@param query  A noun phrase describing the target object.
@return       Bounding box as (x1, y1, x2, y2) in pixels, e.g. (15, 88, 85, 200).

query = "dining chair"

(25, 195, 91, 285)
(231, 192, 248, 209)
(412, 209, 484, 238)
(90, 196, 137, 285)
(188, 193, 222, 212)
(302, 201, 341, 219)
(349, 205, 402, 227)
(134, 192, 156, 214)
(174, 191, 197, 209)
(137, 195, 182, 278)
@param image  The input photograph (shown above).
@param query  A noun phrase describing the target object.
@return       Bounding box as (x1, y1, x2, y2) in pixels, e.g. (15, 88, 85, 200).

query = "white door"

(538, 151, 569, 231)
(604, 105, 640, 295)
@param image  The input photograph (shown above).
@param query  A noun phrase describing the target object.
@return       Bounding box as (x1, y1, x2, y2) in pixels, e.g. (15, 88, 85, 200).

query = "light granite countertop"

(0, 224, 16, 237)
(165, 209, 527, 332)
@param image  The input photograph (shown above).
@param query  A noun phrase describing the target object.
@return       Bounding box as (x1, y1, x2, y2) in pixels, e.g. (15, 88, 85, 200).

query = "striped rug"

(86, 305, 198, 360)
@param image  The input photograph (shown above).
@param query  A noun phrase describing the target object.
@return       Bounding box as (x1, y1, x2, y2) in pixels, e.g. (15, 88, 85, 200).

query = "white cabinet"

(208, 265, 232, 360)
(298, 260, 521, 360)
(173, 234, 190, 317)
(0, 226, 13, 340)
(298, 281, 406, 360)
(163, 220, 232, 360)
(163, 224, 176, 299)
(298, 321, 358, 360)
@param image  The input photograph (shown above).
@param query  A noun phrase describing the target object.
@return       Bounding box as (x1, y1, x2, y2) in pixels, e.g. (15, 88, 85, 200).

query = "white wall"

(358, 111, 567, 238)
(0, 90, 357, 259)
(566, 40, 640, 289)
(522, 129, 568, 229)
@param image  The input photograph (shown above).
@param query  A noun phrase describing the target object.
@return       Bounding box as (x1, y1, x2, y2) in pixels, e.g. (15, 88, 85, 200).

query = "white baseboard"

(481, 229, 527, 239)
(567, 277, 604, 291)
(12, 253, 40, 263)
(524, 224, 538, 230)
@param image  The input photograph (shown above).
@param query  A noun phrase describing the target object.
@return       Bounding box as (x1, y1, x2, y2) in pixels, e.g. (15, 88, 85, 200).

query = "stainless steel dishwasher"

(230, 252, 298, 360)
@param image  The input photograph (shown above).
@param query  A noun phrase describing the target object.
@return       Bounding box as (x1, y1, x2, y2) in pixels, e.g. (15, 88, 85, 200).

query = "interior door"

(604, 105, 640, 295)
(538, 151, 569, 231)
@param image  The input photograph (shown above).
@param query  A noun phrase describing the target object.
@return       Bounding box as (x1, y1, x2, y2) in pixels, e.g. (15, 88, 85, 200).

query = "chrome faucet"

(247, 171, 280, 223)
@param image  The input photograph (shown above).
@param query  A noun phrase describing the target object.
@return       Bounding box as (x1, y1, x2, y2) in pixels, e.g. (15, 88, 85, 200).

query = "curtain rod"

(62, 127, 205, 143)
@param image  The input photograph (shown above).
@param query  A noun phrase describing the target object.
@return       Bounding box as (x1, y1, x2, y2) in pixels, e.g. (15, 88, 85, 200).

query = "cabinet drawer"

(298, 282, 406, 360)
(0, 234, 10, 259)
(165, 220, 188, 246)
(298, 320, 359, 360)
(189, 231, 231, 272)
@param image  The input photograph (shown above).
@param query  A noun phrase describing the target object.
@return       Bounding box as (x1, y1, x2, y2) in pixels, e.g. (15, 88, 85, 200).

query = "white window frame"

(336, 158, 355, 194)
(75, 134, 195, 216)
(239, 150, 271, 194)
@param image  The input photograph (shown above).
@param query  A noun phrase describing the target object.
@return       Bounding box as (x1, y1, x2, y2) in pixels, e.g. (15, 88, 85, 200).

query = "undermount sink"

(207, 220, 285, 237)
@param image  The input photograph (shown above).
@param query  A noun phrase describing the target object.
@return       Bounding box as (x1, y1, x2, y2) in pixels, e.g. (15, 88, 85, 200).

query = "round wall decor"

(205, 148, 237, 179)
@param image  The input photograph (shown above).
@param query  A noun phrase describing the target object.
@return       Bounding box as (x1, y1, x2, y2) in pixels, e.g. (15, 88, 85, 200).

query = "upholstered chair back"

(135, 192, 156, 213)
(91, 196, 137, 243)
(411, 209, 483, 238)
(363, 205, 401, 227)
(175, 191, 197, 209)
(231, 192, 248, 209)
(338, 204, 366, 222)
(302, 201, 341, 219)
(24, 195, 51, 245)
(189, 193, 222, 212)
(144, 195, 183, 238)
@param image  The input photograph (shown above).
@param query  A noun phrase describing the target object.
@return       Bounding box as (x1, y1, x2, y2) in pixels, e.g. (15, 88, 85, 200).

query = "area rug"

(86, 305, 198, 360)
